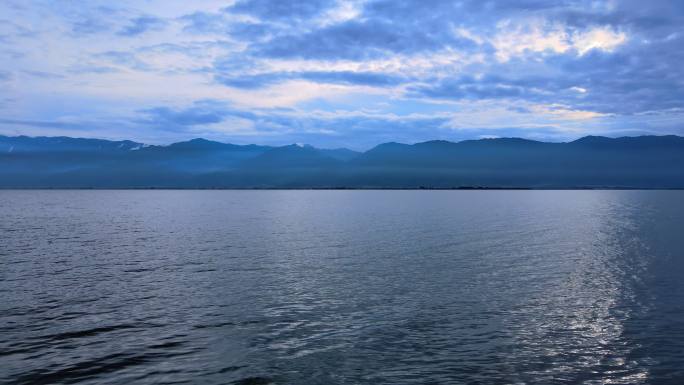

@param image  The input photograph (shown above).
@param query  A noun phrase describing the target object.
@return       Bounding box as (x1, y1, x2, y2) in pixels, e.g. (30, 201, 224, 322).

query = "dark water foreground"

(2, 190, 684, 384)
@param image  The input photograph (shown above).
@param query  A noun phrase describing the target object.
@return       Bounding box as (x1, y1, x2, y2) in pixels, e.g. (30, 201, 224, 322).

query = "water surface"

(2, 190, 684, 384)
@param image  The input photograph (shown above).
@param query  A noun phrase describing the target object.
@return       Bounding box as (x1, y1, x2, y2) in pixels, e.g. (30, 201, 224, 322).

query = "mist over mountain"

(1, 135, 683, 189)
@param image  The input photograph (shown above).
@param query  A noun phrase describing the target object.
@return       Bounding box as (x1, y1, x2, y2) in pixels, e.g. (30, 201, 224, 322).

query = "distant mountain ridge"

(0, 135, 143, 153)
(1, 134, 683, 188)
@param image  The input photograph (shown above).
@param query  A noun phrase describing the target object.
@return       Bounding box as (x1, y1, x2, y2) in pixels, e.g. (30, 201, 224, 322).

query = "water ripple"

(2, 190, 684, 384)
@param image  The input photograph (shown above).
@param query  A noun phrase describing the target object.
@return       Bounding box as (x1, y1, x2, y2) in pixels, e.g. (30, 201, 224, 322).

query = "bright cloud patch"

(492, 21, 627, 61)
(573, 27, 627, 55)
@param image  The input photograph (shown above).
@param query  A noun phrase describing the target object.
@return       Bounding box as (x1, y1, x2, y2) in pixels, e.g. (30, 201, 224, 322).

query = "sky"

(0, 0, 683, 149)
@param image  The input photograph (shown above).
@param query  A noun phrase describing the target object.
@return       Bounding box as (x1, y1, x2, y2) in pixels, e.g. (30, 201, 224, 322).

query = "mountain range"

(2, 134, 684, 188)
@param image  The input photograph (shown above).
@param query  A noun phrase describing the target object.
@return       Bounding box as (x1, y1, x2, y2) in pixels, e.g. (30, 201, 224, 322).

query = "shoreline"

(2, 187, 684, 191)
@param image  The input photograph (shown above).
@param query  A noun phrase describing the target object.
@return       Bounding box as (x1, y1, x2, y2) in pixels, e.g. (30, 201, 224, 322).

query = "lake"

(2, 190, 684, 384)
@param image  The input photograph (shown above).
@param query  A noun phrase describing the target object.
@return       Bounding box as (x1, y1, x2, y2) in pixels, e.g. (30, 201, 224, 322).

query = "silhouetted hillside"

(1, 135, 683, 188)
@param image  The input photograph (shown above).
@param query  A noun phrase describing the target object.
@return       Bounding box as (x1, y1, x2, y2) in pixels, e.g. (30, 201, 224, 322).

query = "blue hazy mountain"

(1, 134, 683, 188)
(317, 147, 361, 162)
(129, 138, 272, 173)
(200, 144, 346, 188)
(0, 135, 143, 180)
(0, 135, 142, 153)
(348, 136, 684, 188)
(240, 144, 341, 169)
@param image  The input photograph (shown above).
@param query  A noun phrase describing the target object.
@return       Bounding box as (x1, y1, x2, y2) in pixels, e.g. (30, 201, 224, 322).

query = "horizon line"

(2, 133, 682, 152)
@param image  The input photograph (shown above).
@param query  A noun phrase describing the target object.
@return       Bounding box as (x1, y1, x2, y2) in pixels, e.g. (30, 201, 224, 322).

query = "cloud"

(407, 76, 532, 100)
(216, 70, 406, 89)
(181, 11, 230, 34)
(2, 0, 684, 147)
(138, 105, 229, 127)
(0, 118, 91, 130)
(118, 16, 167, 37)
(572, 27, 626, 55)
(251, 19, 478, 60)
(126, 100, 462, 147)
(66, 5, 128, 36)
(97, 51, 151, 71)
(226, 0, 335, 22)
(491, 22, 626, 61)
(22, 70, 64, 79)
(72, 18, 111, 35)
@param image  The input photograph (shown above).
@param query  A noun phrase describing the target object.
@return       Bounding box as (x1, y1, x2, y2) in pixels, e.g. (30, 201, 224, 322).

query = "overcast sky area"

(0, 0, 683, 149)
